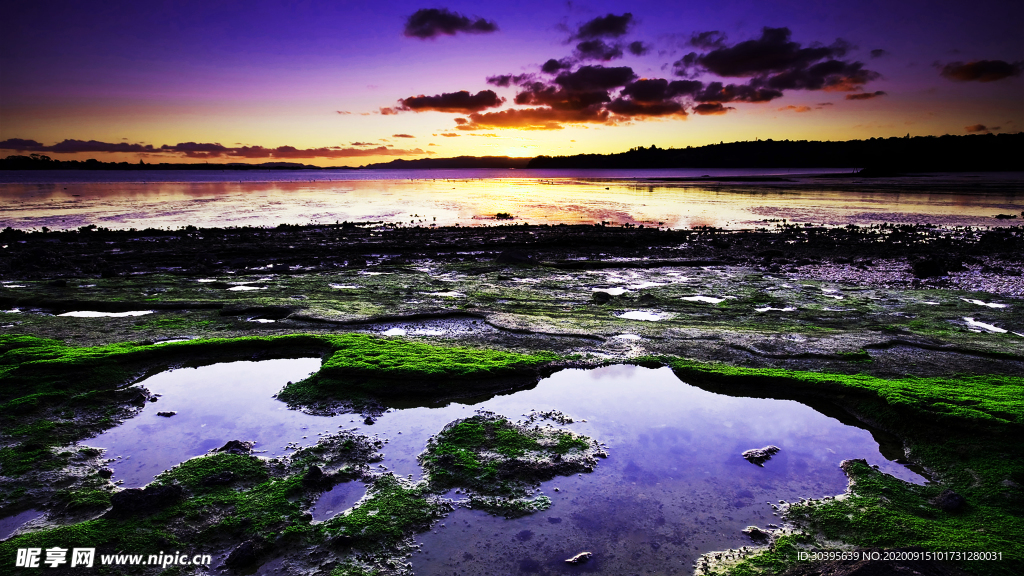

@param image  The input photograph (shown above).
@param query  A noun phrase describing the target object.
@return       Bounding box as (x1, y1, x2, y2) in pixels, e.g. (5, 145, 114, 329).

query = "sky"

(1, 0, 1021, 166)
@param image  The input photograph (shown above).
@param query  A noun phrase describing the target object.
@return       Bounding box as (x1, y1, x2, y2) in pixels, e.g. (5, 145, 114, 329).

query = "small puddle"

(960, 298, 1008, 309)
(755, 306, 796, 312)
(329, 284, 360, 289)
(592, 287, 629, 296)
(612, 334, 642, 340)
(364, 318, 496, 338)
(310, 481, 366, 522)
(58, 311, 153, 318)
(227, 285, 266, 291)
(0, 509, 44, 541)
(963, 317, 1007, 333)
(682, 295, 726, 304)
(616, 311, 668, 321)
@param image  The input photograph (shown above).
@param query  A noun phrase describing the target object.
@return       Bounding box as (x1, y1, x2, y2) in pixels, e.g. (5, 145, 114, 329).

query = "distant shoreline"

(3, 133, 1021, 173)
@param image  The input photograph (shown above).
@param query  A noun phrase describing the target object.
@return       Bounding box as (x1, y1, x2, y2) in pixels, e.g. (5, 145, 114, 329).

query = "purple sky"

(1, 0, 1021, 165)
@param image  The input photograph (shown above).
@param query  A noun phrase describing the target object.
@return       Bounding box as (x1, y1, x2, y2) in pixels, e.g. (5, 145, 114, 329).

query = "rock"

(98, 467, 114, 479)
(302, 465, 326, 487)
(496, 250, 533, 265)
(565, 552, 592, 565)
(742, 445, 781, 466)
(47, 279, 68, 287)
(201, 471, 237, 486)
(106, 485, 183, 518)
(591, 291, 612, 304)
(156, 411, 176, 417)
(932, 489, 966, 512)
(638, 293, 658, 305)
(911, 257, 964, 278)
(742, 526, 770, 542)
(364, 416, 375, 425)
(217, 440, 255, 455)
(224, 537, 268, 569)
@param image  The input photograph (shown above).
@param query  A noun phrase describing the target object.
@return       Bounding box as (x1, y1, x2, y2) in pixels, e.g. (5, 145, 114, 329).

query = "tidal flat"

(0, 218, 1022, 575)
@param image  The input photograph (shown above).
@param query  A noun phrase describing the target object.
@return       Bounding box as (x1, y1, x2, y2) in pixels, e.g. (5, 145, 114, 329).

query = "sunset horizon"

(3, 1, 1021, 166)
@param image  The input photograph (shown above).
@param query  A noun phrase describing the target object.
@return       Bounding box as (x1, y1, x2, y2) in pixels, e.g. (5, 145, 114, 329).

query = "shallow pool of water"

(86, 359, 926, 574)
(57, 310, 153, 318)
(0, 509, 44, 541)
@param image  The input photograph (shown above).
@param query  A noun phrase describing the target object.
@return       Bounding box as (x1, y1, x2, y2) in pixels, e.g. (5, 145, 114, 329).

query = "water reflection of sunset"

(1, 175, 1020, 232)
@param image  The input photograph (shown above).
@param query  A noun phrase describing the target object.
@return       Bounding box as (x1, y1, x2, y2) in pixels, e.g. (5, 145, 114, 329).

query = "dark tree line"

(527, 132, 1024, 172)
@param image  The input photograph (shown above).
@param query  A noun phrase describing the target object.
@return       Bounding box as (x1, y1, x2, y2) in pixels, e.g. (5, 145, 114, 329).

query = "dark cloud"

(965, 124, 997, 133)
(605, 98, 687, 118)
(619, 78, 702, 102)
(0, 139, 158, 153)
(689, 31, 727, 50)
(392, 133, 416, 138)
(778, 105, 812, 112)
(336, 110, 352, 115)
(573, 13, 633, 40)
(694, 81, 783, 103)
(398, 90, 505, 113)
(541, 58, 574, 74)
(693, 103, 734, 115)
(627, 41, 649, 56)
(575, 39, 623, 61)
(0, 139, 428, 159)
(761, 60, 879, 92)
(378, 107, 399, 115)
(439, 133, 461, 137)
(940, 60, 1023, 82)
(845, 90, 886, 100)
(554, 65, 637, 91)
(680, 27, 850, 77)
(486, 73, 535, 87)
(0, 138, 46, 151)
(350, 141, 376, 146)
(403, 8, 497, 39)
(455, 107, 612, 131)
(870, 49, 888, 59)
(515, 83, 611, 110)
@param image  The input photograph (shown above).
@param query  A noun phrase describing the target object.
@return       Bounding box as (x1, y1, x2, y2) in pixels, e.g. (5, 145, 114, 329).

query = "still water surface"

(86, 358, 925, 574)
(1, 169, 1019, 230)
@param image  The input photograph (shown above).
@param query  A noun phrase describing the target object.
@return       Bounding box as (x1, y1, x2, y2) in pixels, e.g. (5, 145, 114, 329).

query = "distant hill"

(0, 157, 355, 170)
(359, 156, 532, 170)
(528, 132, 1024, 172)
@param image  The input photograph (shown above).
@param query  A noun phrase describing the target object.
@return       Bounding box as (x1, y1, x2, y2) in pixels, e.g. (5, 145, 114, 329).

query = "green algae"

(276, 337, 558, 406)
(418, 413, 599, 512)
(320, 473, 450, 548)
(661, 358, 1024, 428)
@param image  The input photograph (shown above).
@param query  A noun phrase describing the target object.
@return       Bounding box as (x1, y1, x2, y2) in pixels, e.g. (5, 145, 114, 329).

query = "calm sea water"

(1, 169, 1020, 230)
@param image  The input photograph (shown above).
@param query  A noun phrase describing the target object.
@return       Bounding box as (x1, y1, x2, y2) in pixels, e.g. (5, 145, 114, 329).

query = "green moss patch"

(320, 473, 451, 548)
(419, 413, 602, 515)
(276, 336, 559, 408)
(662, 358, 1024, 428)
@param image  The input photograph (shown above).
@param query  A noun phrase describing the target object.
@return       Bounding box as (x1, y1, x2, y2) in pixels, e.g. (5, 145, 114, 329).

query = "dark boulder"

(742, 445, 780, 467)
(224, 537, 268, 569)
(217, 440, 255, 455)
(591, 291, 612, 304)
(496, 250, 533, 265)
(106, 485, 183, 518)
(932, 489, 966, 512)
